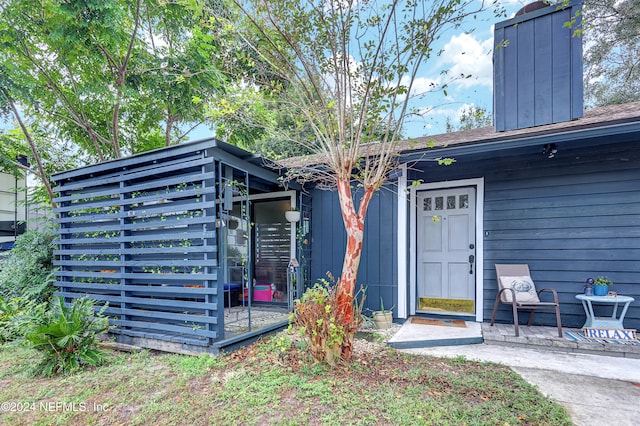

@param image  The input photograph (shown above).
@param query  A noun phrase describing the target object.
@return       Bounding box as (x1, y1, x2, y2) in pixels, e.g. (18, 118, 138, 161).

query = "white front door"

(416, 187, 476, 314)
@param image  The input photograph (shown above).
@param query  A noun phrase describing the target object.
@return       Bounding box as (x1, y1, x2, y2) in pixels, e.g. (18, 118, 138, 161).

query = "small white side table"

(575, 294, 635, 329)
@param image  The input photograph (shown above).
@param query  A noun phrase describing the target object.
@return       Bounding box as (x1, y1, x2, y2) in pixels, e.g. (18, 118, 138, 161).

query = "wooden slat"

(516, 19, 535, 129)
(55, 200, 214, 224)
(110, 320, 217, 339)
(56, 259, 213, 268)
(54, 246, 217, 256)
(54, 271, 217, 281)
(55, 229, 216, 245)
(533, 13, 553, 126)
(551, 8, 571, 124)
(503, 23, 519, 132)
(51, 139, 212, 183)
(114, 308, 218, 325)
(54, 158, 212, 204)
(53, 282, 218, 295)
(110, 328, 210, 346)
(54, 185, 209, 213)
(56, 292, 219, 310)
(58, 215, 211, 234)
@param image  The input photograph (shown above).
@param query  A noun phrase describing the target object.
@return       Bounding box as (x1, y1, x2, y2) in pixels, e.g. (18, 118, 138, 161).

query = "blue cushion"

(224, 283, 241, 291)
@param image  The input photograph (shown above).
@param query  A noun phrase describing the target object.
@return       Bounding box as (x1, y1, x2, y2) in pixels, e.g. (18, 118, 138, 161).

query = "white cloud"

(439, 32, 494, 89)
(396, 75, 440, 102)
(414, 103, 474, 119)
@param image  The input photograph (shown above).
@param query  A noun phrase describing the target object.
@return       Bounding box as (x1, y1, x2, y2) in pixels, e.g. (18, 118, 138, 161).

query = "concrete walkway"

(397, 325, 640, 426)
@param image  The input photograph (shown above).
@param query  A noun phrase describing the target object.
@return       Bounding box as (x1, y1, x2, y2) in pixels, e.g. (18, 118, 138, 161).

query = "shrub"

(0, 295, 22, 342)
(290, 280, 364, 365)
(25, 296, 110, 377)
(0, 228, 56, 304)
(0, 295, 47, 342)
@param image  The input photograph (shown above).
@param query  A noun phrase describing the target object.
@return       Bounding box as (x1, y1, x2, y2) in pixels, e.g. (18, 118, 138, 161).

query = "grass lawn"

(0, 333, 571, 425)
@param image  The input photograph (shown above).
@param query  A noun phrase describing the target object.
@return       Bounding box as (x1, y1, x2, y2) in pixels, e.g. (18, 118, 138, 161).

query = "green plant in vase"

(371, 298, 394, 330)
(592, 276, 613, 296)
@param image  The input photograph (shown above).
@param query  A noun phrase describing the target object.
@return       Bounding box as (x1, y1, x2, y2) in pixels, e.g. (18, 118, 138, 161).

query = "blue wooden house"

(51, 0, 639, 353)
(311, 0, 640, 331)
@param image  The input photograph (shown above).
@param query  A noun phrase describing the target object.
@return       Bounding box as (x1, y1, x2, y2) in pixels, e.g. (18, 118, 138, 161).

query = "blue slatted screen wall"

(52, 141, 219, 348)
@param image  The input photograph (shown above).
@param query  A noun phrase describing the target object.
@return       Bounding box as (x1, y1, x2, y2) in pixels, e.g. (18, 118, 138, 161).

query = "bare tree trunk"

(165, 108, 178, 147)
(108, 0, 142, 158)
(3, 89, 57, 208)
(335, 176, 375, 359)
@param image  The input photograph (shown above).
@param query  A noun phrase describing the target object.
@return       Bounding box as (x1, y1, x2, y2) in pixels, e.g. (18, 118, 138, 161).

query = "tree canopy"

(0, 0, 243, 202)
(583, 0, 640, 107)
(445, 105, 492, 132)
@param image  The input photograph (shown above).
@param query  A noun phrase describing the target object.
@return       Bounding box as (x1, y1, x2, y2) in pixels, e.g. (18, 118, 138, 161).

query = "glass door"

(253, 199, 292, 305)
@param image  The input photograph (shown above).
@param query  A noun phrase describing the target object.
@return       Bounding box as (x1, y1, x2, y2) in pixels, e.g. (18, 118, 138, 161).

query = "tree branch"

(2, 87, 56, 208)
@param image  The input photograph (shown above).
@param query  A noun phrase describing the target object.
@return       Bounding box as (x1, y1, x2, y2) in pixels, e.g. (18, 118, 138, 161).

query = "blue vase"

(593, 285, 608, 296)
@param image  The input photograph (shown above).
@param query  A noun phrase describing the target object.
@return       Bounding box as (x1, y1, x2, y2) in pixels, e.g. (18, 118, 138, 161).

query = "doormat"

(564, 331, 640, 345)
(417, 297, 474, 313)
(410, 317, 466, 328)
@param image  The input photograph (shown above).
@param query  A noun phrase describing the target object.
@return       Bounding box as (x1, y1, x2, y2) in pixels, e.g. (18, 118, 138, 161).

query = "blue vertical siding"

(493, 0, 583, 131)
(310, 188, 398, 315)
(533, 14, 553, 125)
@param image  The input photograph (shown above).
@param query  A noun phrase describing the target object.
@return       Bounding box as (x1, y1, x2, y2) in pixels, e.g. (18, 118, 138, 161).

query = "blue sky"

(399, 0, 526, 137)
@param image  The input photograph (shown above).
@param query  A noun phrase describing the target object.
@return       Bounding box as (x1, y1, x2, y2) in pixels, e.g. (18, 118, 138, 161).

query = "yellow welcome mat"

(410, 317, 466, 328)
(418, 297, 474, 313)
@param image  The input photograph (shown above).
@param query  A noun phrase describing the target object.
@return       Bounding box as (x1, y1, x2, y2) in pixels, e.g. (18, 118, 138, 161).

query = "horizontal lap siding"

(311, 188, 398, 315)
(483, 145, 640, 329)
(409, 142, 640, 329)
(52, 143, 220, 347)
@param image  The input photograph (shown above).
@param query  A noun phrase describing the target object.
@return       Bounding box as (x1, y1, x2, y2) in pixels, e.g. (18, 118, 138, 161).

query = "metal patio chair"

(491, 264, 563, 337)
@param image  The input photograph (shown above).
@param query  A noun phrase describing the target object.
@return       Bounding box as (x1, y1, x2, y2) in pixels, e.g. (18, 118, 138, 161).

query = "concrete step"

(387, 318, 483, 349)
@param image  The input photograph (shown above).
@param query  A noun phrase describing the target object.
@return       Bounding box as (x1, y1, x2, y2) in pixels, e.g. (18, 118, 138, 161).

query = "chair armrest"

(536, 288, 560, 304)
(497, 287, 517, 304)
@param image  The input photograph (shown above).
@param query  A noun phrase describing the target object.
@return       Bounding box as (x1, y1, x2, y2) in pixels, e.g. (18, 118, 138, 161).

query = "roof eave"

(399, 120, 640, 162)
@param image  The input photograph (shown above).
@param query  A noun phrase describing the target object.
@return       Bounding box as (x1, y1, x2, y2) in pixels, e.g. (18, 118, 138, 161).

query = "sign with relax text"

(583, 328, 638, 341)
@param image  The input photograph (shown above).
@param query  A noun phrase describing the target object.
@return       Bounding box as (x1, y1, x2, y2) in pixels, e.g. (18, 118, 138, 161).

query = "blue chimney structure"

(493, 0, 583, 132)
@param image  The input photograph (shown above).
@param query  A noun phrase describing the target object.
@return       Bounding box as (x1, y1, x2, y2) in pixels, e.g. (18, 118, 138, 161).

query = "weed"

(451, 354, 468, 363)
(166, 353, 224, 376)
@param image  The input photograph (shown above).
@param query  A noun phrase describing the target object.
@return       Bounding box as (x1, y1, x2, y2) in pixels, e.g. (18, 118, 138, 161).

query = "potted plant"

(372, 299, 394, 330)
(285, 207, 300, 223)
(592, 276, 613, 296)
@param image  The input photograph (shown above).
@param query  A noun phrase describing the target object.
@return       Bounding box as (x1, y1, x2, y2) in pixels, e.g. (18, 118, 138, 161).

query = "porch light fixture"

(542, 143, 558, 158)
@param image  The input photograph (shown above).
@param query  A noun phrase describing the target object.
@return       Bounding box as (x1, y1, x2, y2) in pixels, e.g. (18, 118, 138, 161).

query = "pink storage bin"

(243, 284, 273, 302)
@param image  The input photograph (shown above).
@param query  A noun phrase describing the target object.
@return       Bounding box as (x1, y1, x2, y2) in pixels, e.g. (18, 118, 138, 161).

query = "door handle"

(468, 254, 475, 274)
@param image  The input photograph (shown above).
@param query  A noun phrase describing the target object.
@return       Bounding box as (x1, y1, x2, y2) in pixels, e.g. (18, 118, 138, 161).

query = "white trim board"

(408, 178, 485, 322)
(396, 164, 408, 319)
